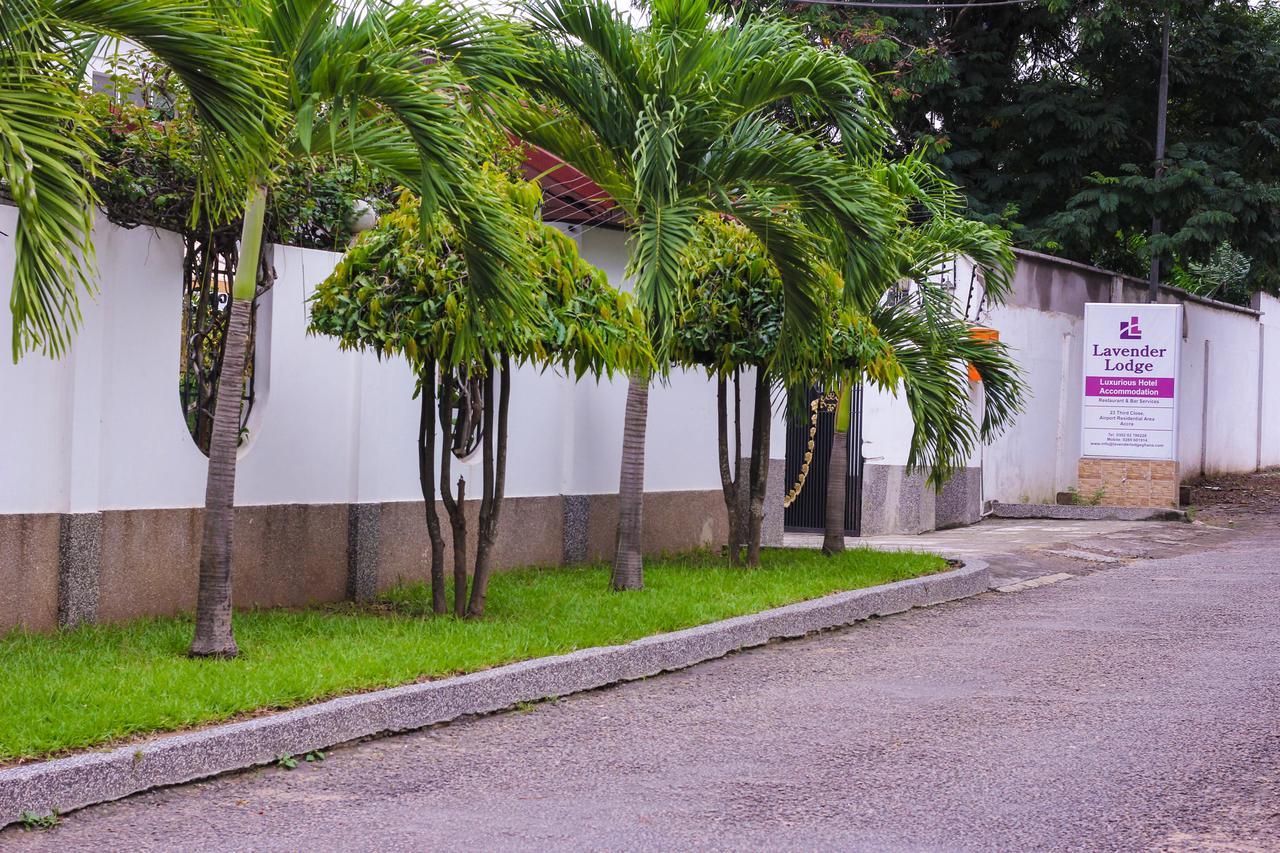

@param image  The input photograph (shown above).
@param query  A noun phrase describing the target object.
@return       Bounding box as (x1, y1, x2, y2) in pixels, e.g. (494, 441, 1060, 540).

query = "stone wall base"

(859, 465, 983, 537)
(1077, 458, 1179, 508)
(1, 488, 730, 634)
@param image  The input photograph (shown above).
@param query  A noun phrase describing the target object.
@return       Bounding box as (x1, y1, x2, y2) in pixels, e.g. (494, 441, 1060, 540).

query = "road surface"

(10, 527, 1280, 851)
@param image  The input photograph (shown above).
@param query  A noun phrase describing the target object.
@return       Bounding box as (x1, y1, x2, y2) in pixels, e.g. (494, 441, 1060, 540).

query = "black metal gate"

(782, 384, 863, 535)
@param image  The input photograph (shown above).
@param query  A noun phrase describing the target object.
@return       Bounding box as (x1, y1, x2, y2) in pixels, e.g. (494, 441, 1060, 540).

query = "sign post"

(1078, 303, 1182, 507)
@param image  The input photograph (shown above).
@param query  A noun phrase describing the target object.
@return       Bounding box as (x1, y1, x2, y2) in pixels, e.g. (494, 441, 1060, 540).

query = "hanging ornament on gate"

(782, 391, 839, 508)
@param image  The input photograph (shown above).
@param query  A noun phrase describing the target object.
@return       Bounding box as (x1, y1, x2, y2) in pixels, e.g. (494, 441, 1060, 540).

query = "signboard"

(1081, 303, 1181, 460)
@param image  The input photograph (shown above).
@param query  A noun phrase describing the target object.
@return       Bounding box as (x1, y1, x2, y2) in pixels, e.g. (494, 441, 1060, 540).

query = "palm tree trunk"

(190, 184, 267, 658)
(745, 366, 772, 567)
(468, 355, 509, 618)
(417, 361, 446, 615)
(716, 375, 741, 565)
(611, 374, 649, 591)
(437, 372, 468, 617)
(822, 378, 852, 557)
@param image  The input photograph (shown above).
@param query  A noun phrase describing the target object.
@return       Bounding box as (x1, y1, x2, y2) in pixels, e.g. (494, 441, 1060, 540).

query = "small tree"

(673, 215, 786, 566)
(310, 169, 651, 618)
(674, 215, 902, 564)
(174, 0, 529, 657)
(814, 160, 1028, 554)
(510, 0, 900, 590)
(674, 164, 1028, 560)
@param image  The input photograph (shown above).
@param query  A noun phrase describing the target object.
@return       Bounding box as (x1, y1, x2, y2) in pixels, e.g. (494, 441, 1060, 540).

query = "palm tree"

(184, 0, 528, 657)
(509, 0, 899, 589)
(818, 161, 1026, 554)
(1, 0, 278, 359)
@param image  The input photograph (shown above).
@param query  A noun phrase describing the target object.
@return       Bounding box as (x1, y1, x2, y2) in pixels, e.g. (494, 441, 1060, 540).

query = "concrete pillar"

(346, 502, 381, 602)
(936, 469, 983, 529)
(562, 494, 589, 564)
(762, 458, 785, 546)
(57, 512, 102, 628)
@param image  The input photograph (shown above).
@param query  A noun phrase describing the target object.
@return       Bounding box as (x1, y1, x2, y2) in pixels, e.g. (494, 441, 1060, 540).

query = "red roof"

(517, 142, 624, 227)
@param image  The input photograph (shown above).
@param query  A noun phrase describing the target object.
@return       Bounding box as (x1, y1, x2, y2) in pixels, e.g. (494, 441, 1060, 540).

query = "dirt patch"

(1185, 468, 1280, 525)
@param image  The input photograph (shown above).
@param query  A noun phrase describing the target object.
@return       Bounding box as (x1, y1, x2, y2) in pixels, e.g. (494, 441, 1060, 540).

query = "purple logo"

(1119, 316, 1143, 340)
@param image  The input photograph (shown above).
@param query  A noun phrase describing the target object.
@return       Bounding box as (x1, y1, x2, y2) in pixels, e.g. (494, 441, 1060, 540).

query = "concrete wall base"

(727, 457, 784, 549)
(860, 465, 937, 536)
(2, 489, 728, 633)
(936, 468, 984, 529)
(856, 465, 982, 537)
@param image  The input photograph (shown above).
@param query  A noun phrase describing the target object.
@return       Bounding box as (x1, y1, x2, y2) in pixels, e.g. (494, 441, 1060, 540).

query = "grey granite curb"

(0, 561, 988, 827)
(988, 502, 1186, 522)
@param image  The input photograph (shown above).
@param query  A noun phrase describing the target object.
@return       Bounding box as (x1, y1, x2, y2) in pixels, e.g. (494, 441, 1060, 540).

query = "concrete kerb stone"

(988, 502, 1187, 522)
(0, 561, 989, 827)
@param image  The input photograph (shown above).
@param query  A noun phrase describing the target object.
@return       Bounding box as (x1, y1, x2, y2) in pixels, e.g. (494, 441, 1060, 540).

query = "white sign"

(1081, 303, 1181, 460)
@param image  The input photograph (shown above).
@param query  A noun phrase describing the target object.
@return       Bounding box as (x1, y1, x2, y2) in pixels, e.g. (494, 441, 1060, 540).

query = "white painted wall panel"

(982, 304, 1084, 504)
(0, 214, 736, 514)
(93, 222, 207, 510)
(1176, 303, 1261, 476)
(0, 206, 76, 514)
(1258, 294, 1280, 468)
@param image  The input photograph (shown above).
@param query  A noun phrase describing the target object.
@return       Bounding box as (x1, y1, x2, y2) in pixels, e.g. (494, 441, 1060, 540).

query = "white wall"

(0, 213, 733, 515)
(1175, 302, 1264, 476)
(0, 205, 76, 513)
(980, 303, 1085, 504)
(9, 211, 1273, 523)
(976, 252, 1280, 504)
(1258, 294, 1280, 469)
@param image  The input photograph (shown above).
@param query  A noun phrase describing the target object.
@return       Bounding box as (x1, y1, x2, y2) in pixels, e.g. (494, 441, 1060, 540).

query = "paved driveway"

(10, 525, 1279, 852)
(795, 515, 1245, 585)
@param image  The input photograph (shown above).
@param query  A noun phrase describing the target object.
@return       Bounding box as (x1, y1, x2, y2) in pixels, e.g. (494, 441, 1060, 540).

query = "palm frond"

(525, 0, 645, 116)
(627, 198, 700, 357)
(3, 0, 286, 356)
(868, 302, 1025, 486)
(52, 0, 281, 166)
(0, 65, 96, 359)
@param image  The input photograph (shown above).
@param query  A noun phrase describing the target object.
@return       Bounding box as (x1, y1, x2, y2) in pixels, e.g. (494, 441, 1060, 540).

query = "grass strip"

(0, 547, 944, 762)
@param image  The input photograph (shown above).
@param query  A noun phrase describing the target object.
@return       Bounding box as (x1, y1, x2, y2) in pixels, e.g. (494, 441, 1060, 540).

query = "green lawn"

(0, 547, 944, 763)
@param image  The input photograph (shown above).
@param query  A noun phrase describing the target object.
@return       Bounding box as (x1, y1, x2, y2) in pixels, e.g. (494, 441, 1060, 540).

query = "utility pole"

(1147, 11, 1171, 303)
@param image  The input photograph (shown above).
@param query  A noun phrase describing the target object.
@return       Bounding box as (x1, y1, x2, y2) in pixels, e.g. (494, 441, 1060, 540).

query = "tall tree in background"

(510, 0, 898, 589)
(740, 0, 1280, 300)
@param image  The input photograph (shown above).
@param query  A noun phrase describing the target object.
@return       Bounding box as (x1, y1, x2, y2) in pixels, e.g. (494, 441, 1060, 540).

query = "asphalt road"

(10, 529, 1280, 852)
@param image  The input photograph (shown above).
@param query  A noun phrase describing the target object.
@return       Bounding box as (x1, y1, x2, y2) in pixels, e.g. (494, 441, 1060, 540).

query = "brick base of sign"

(1077, 458, 1179, 508)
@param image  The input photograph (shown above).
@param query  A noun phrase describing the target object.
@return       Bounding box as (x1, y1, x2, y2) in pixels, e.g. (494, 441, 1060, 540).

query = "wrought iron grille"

(178, 232, 262, 455)
(783, 384, 864, 535)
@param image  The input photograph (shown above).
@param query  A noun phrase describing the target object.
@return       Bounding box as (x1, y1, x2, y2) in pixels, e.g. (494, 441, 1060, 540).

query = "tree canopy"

(739, 0, 1280, 301)
(672, 160, 1025, 490)
(309, 166, 652, 380)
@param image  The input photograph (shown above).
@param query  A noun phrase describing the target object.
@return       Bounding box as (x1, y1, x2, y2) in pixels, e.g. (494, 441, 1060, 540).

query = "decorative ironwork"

(177, 230, 263, 455)
(783, 384, 864, 535)
(783, 392, 838, 508)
